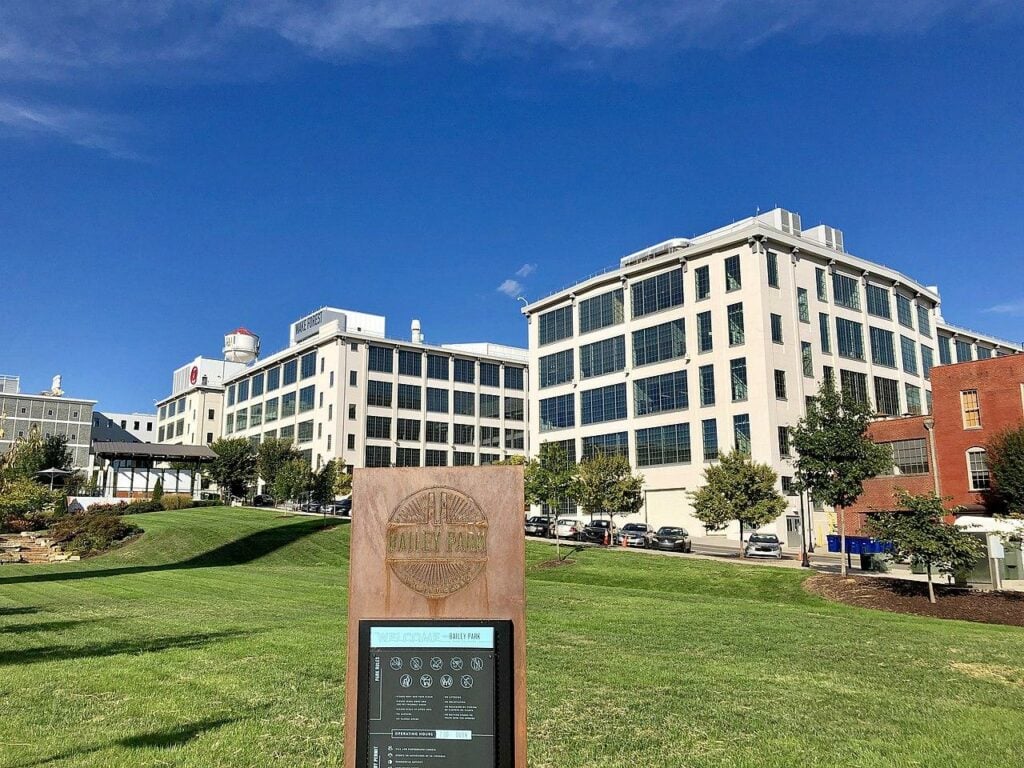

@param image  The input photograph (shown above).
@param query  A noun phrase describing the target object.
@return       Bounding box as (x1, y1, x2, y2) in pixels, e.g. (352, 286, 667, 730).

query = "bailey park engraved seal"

(385, 487, 488, 598)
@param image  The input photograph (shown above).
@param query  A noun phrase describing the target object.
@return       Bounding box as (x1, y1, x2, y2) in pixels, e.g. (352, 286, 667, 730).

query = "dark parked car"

(581, 519, 613, 545)
(614, 523, 652, 548)
(651, 526, 691, 552)
(524, 516, 553, 537)
(744, 533, 784, 559)
(252, 494, 275, 507)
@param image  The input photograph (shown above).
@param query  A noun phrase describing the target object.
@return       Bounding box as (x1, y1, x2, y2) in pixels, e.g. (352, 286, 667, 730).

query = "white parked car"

(554, 518, 583, 540)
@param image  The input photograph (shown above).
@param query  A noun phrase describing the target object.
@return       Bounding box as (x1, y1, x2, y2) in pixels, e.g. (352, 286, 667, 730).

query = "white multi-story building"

(523, 208, 1021, 544)
(0, 375, 95, 469)
(223, 308, 529, 482)
(156, 352, 252, 446)
(92, 411, 157, 443)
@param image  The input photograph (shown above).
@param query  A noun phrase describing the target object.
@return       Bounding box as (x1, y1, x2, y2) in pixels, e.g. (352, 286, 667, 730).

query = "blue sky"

(2, 1, 1023, 413)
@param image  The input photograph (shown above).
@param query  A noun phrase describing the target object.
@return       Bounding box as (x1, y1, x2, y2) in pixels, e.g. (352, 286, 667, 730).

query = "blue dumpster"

(826, 534, 840, 553)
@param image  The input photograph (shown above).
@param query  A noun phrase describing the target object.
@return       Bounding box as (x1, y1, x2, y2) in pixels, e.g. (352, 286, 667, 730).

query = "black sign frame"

(355, 619, 515, 768)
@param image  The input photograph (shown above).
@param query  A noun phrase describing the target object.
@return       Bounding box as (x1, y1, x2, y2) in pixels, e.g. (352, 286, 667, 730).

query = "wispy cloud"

(497, 279, 523, 298)
(983, 300, 1024, 317)
(515, 263, 536, 278)
(0, 98, 138, 159)
(2, 1, 1021, 83)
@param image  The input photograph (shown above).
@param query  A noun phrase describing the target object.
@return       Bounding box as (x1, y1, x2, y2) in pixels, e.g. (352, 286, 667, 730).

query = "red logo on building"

(189, 366, 199, 385)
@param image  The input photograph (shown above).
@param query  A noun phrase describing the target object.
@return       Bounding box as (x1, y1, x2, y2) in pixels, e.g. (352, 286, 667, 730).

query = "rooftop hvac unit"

(779, 209, 802, 235)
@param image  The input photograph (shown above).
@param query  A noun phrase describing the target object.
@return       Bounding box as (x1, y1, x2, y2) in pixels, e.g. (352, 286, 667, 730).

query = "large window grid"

(454, 391, 475, 416)
(427, 354, 449, 380)
(281, 392, 296, 418)
(884, 439, 928, 475)
(906, 384, 922, 415)
(917, 304, 931, 337)
(766, 251, 779, 288)
(955, 339, 973, 363)
(426, 422, 448, 443)
(774, 370, 787, 400)
(480, 394, 500, 419)
(539, 394, 575, 432)
(283, 360, 297, 386)
(582, 432, 629, 461)
(505, 429, 525, 450)
(365, 445, 391, 468)
(297, 420, 314, 443)
(539, 306, 573, 346)
(819, 313, 832, 354)
(896, 294, 914, 329)
(631, 269, 683, 318)
(580, 336, 625, 379)
(581, 383, 627, 425)
(480, 426, 501, 448)
(397, 419, 420, 441)
(368, 346, 392, 373)
(634, 370, 688, 416)
(832, 272, 860, 310)
(504, 367, 524, 390)
(961, 390, 981, 428)
(874, 377, 901, 416)
(938, 335, 953, 365)
(299, 385, 315, 413)
(865, 284, 891, 319)
(770, 314, 784, 344)
(636, 423, 691, 466)
(454, 359, 475, 384)
(504, 397, 524, 421)
(367, 381, 393, 408)
(480, 363, 500, 388)
(778, 426, 791, 458)
(836, 317, 865, 361)
(398, 384, 422, 410)
(801, 342, 813, 378)
(399, 350, 422, 377)
(366, 416, 391, 439)
(815, 267, 827, 301)
(453, 424, 475, 446)
(921, 346, 934, 380)
(300, 352, 317, 379)
(425, 449, 448, 467)
(632, 320, 685, 367)
(870, 327, 896, 368)
(900, 336, 918, 374)
(840, 370, 869, 407)
(539, 349, 574, 388)
(578, 289, 624, 333)
(396, 448, 420, 467)
(426, 388, 449, 413)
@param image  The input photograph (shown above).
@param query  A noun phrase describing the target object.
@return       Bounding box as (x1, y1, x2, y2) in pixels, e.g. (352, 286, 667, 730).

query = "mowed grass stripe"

(1, 507, 1022, 767)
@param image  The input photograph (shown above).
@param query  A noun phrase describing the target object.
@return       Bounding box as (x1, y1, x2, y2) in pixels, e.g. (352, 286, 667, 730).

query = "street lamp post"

(799, 490, 811, 568)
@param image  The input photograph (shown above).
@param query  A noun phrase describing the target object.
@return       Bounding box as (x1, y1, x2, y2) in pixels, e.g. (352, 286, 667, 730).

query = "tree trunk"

(926, 563, 936, 604)
(839, 505, 847, 577)
(739, 520, 745, 558)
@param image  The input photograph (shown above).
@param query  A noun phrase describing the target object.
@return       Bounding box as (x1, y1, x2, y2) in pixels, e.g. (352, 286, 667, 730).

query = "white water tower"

(223, 327, 260, 364)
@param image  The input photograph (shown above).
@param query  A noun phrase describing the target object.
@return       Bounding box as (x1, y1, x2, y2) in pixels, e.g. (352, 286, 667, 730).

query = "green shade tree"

(273, 458, 313, 503)
(573, 453, 644, 536)
(690, 449, 787, 557)
(333, 463, 353, 499)
(987, 426, 1024, 516)
(866, 491, 985, 603)
(257, 438, 301, 496)
(312, 460, 338, 505)
(207, 438, 258, 499)
(790, 380, 892, 575)
(39, 434, 73, 472)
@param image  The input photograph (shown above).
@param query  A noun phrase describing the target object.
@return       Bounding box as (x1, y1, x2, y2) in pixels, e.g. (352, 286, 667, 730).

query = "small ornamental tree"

(312, 460, 338, 505)
(690, 449, 787, 557)
(573, 453, 643, 538)
(39, 434, 73, 472)
(866, 491, 985, 603)
(333, 463, 353, 499)
(151, 478, 164, 503)
(525, 442, 578, 558)
(207, 438, 258, 499)
(790, 380, 892, 575)
(987, 426, 1024, 516)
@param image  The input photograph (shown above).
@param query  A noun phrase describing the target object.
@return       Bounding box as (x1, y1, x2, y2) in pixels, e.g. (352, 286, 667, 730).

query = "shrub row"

(50, 511, 141, 556)
(81, 496, 218, 514)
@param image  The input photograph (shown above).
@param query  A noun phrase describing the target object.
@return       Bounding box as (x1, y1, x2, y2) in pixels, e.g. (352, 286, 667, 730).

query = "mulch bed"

(804, 573, 1024, 627)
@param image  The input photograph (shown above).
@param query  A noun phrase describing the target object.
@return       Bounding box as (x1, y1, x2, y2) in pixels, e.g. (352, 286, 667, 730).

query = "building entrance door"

(785, 516, 802, 549)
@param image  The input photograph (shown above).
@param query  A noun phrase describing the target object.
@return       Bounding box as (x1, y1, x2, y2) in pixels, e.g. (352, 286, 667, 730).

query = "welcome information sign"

(355, 620, 514, 767)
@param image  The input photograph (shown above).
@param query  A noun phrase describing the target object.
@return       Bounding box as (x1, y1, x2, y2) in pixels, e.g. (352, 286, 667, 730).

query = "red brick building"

(843, 415, 938, 536)
(931, 354, 1024, 510)
(843, 354, 1024, 535)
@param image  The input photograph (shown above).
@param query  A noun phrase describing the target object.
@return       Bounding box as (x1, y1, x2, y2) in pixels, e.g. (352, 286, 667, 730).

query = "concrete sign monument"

(344, 467, 527, 768)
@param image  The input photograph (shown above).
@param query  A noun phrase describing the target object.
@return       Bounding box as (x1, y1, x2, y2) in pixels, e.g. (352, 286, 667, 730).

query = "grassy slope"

(0, 507, 1020, 767)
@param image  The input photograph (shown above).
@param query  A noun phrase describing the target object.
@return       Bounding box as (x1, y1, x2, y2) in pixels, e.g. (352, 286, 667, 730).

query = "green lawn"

(1, 507, 1022, 767)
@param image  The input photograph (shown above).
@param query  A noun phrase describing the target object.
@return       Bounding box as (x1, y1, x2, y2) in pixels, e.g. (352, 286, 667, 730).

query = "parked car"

(553, 518, 583, 540)
(581, 519, 614, 545)
(252, 494, 275, 507)
(651, 526, 691, 552)
(744, 533, 784, 559)
(299, 501, 321, 513)
(614, 522, 652, 548)
(524, 516, 553, 537)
